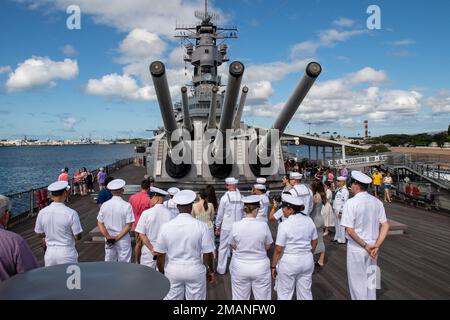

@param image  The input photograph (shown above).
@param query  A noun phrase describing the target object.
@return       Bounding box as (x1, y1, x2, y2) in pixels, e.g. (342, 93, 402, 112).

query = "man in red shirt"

(129, 179, 152, 263)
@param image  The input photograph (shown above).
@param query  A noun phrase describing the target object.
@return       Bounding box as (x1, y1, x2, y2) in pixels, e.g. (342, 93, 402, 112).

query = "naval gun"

(145, 2, 321, 190)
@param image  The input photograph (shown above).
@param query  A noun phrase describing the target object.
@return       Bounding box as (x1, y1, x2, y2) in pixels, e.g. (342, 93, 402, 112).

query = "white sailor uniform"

(275, 213, 318, 300)
(289, 184, 314, 216)
(34, 202, 83, 266)
(154, 213, 215, 300)
(229, 217, 273, 300)
(341, 191, 387, 300)
(215, 190, 244, 274)
(163, 198, 179, 219)
(332, 186, 349, 243)
(97, 196, 135, 262)
(256, 193, 270, 222)
(135, 203, 173, 268)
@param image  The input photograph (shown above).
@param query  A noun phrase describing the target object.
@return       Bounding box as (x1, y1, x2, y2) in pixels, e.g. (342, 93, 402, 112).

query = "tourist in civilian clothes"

(73, 169, 81, 195)
(97, 168, 107, 190)
(129, 179, 152, 264)
(86, 169, 94, 193)
(383, 172, 393, 203)
(322, 181, 334, 236)
(205, 185, 219, 212)
(310, 181, 326, 267)
(79, 168, 88, 196)
(58, 168, 69, 182)
(97, 177, 114, 207)
(0, 195, 38, 282)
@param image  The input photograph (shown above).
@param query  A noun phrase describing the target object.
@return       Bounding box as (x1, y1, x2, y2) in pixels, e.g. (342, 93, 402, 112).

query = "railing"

(6, 158, 134, 225)
(327, 154, 388, 167)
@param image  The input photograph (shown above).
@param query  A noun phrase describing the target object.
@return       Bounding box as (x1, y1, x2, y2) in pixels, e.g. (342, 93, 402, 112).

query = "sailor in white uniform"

(333, 176, 349, 244)
(135, 187, 173, 269)
(154, 190, 215, 300)
(341, 171, 390, 300)
(215, 177, 244, 275)
(97, 179, 135, 262)
(34, 181, 83, 267)
(255, 177, 270, 197)
(253, 184, 270, 222)
(229, 195, 273, 300)
(164, 187, 180, 219)
(271, 194, 318, 300)
(288, 172, 313, 216)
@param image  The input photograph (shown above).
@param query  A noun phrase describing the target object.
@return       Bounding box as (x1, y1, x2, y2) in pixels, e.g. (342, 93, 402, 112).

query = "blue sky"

(0, 0, 449, 140)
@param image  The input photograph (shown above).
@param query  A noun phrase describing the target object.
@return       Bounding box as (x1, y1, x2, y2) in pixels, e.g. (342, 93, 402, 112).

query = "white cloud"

(350, 67, 388, 84)
(387, 39, 416, 46)
(427, 90, 450, 113)
(15, 0, 226, 36)
(0, 66, 12, 74)
(6, 56, 78, 92)
(62, 44, 77, 56)
(85, 73, 156, 101)
(63, 116, 83, 131)
(333, 18, 355, 28)
(291, 28, 368, 58)
(117, 29, 166, 64)
(245, 67, 423, 125)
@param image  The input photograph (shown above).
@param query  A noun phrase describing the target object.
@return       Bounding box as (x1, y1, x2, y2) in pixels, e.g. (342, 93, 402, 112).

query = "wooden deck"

(9, 165, 450, 300)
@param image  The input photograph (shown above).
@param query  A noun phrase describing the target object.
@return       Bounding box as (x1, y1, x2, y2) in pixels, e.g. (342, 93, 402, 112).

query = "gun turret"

(150, 61, 191, 179)
(207, 86, 219, 129)
(253, 62, 322, 176)
(181, 87, 192, 132)
(233, 86, 249, 130)
(149, 61, 178, 148)
(217, 61, 245, 133)
(210, 61, 245, 178)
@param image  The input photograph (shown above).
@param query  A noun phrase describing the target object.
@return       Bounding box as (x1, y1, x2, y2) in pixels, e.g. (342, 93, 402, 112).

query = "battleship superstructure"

(146, 1, 321, 190)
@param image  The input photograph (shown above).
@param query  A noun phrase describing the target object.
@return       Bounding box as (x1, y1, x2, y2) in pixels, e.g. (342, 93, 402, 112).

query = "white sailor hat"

(281, 194, 304, 207)
(172, 189, 197, 205)
(100, 167, 104, 171)
(256, 177, 266, 184)
(254, 184, 266, 190)
(107, 179, 126, 191)
(150, 186, 168, 197)
(337, 176, 347, 181)
(289, 172, 303, 180)
(167, 187, 180, 196)
(48, 181, 70, 192)
(225, 177, 239, 185)
(351, 171, 372, 184)
(242, 195, 262, 205)
(60, 168, 65, 173)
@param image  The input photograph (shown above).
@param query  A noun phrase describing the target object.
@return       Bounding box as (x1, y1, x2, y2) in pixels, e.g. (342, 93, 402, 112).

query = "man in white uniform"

(164, 187, 180, 218)
(341, 171, 390, 300)
(215, 177, 244, 274)
(253, 184, 270, 222)
(333, 176, 349, 244)
(97, 179, 134, 262)
(154, 190, 215, 300)
(229, 195, 273, 300)
(34, 181, 83, 266)
(271, 194, 318, 300)
(288, 172, 313, 216)
(135, 187, 173, 269)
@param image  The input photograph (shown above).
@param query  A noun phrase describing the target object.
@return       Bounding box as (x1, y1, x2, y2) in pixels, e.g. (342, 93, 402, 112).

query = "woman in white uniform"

(229, 195, 273, 300)
(322, 181, 334, 236)
(271, 194, 318, 300)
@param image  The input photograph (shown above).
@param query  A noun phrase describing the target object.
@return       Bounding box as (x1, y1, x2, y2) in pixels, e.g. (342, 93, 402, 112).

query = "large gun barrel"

(258, 62, 321, 163)
(181, 87, 192, 132)
(233, 86, 249, 130)
(207, 86, 219, 129)
(150, 61, 178, 148)
(217, 61, 245, 134)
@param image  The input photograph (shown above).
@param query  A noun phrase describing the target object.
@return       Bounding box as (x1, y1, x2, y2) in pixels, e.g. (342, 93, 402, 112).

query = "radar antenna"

(194, 0, 219, 23)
